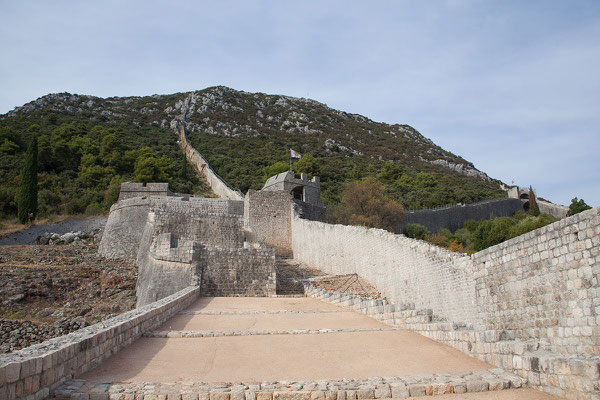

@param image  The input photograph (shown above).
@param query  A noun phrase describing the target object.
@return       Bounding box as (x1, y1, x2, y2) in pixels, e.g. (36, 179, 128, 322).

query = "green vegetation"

(17, 133, 38, 223)
(0, 112, 208, 220)
(1, 87, 505, 221)
(567, 197, 592, 216)
(403, 211, 559, 253)
(324, 178, 404, 232)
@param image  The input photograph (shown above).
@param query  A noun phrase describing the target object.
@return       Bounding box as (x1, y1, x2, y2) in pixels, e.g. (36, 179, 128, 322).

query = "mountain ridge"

(0, 86, 505, 216)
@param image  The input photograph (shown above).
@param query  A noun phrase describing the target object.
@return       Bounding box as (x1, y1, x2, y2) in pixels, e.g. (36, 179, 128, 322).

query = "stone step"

(178, 309, 345, 315)
(52, 368, 527, 399)
(143, 327, 400, 338)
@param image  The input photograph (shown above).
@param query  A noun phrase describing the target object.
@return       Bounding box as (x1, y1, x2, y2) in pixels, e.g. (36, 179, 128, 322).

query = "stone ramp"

(53, 297, 542, 399)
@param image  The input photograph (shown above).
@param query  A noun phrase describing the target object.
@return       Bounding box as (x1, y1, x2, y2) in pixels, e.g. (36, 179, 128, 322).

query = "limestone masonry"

(2, 126, 598, 400)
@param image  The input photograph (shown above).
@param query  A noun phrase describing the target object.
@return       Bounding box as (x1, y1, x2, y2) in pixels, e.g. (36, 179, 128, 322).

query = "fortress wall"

(98, 197, 151, 259)
(293, 208, 600, 399)
(118, 182, 171, 201)
(99, 196, 244, 260)
(0, 286, 199, 400)
(473, 207, 600, 356)
(537, 200, 569, 219)
(152, 203, 244, 249)
(245, 190, 294, 255)
(200, 248, 276, 296)
(398, 198, 524, 233)
(291, 217, 479, 326)
(135, 229, 201, 307)
(179, 127, 244, 201)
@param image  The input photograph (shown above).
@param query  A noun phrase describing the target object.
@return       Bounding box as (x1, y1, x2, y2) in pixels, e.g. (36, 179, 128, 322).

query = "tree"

(341, 177, 405, 232)
(529, 186, 540, 216)
(567, 197, 592, 216)
(376, 161, 403, 183)
(17, 135, 38, 223)
(262, 161, 289, 182)
(293, 154, 320, 178)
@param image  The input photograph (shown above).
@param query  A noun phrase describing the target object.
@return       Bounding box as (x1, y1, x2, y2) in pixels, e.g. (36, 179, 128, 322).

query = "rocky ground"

(0, 216, 107, 245)
(310, 274, 382, 299)
(0, 230, 137, 353)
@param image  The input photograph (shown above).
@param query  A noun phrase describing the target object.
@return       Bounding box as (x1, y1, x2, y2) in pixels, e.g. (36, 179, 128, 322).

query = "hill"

(0, 86, 505, 219)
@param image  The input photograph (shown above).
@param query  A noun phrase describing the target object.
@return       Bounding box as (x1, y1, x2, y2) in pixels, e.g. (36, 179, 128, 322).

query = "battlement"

(262, 171, 322, 206)
(118, 182, 173, 201)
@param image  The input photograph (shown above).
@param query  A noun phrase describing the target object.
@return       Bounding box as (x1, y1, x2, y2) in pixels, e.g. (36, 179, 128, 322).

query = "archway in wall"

(520, 193, 529, 200)
(523, 201, 530, 212)
(291, 186, 304, 201)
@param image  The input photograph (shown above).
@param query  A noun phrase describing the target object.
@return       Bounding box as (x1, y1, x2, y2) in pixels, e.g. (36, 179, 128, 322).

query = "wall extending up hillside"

(398, 198, 525, 233)
(292, 219, 478, 326)
(292, 207, 600, 399)
(178, 126, 244, 201)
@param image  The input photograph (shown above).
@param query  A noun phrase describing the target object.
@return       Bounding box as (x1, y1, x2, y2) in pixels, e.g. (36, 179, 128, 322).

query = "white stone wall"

(291, 217, 479, 326)
(473, 207, 600, 356)
(178, 127, 244, 201)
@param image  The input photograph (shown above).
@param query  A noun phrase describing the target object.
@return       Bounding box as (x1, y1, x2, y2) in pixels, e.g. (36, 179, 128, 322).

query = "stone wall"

(117, 182, 171, 201)
(98, 197, 151, 259)
(292, 217, 479, 326)
(398, 198, 525, 233)
(291, 207, 600, 399)
(151, 203, 244, 249)
(0, 286, 199, 400)
(178, 127, 244, 201)
(99, 196, 244, 260)
(473, 208, 599, 356)
(245, 190, 294, 256)
(136, 229, 201, 307)
(538, 200, 569, 219)
(200, 248, 276, 296)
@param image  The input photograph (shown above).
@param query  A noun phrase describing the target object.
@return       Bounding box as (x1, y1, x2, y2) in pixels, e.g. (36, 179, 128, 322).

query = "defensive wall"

(99, 190, 275, 307)
(178, 126, 244, 201)
(538, 200, 569, 219)
(292, 207, 600, 399)
(117, 182, 172, 201)
(398, 198, 526, 233)
(0, 286, 199, 400)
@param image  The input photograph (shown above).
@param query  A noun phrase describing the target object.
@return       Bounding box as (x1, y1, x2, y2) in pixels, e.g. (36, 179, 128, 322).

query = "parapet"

(262, 171, 322, 206)
(118, 182, 172, 201)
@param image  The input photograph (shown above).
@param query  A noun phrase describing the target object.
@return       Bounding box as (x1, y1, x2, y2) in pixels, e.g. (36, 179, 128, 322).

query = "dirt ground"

(0, 239, 137, 353)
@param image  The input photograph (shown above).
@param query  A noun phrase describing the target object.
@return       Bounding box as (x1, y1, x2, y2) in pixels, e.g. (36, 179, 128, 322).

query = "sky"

(1, 0, 598, 206)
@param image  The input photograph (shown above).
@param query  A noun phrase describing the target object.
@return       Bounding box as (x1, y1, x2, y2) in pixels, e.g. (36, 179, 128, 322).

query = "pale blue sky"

(1, 1, 598, 206)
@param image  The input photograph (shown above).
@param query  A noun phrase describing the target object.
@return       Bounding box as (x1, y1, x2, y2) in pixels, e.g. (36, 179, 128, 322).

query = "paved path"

(69, 297, 563, 399)
(81, 297, 491, 383)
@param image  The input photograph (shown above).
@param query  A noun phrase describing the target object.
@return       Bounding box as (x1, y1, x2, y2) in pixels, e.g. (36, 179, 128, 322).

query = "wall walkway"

(292, 208, 600, 399)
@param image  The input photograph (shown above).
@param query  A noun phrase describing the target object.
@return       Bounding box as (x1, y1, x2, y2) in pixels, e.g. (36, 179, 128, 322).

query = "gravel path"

(0, 216, 107, 245)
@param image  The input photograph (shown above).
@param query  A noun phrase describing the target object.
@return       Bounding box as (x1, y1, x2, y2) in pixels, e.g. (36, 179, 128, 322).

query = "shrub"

(567, 197, 592, 216)
(17, 135, 38, 223)
(85, 203, 102, 215)
(403, 223, 430, 240)
(342, 177, 405, 232)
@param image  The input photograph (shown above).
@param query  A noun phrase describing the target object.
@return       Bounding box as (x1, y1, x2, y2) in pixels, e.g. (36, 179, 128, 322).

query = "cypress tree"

(17, 135, 38, 224)
(529, 186, 540, 217)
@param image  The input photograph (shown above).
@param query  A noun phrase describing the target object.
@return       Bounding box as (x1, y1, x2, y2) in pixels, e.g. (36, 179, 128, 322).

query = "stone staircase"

(274, 256, 315, 296)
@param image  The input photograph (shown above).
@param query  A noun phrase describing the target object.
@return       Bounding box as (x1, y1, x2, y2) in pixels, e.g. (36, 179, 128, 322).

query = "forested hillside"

(0, 87, 505, 220)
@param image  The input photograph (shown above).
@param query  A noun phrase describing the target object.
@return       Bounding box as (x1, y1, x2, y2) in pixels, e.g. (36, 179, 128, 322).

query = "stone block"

(408, 384, 425, 397)
(373, 384, 390, 399)
(5, 362, 21, 383)
(310, 391, 325, 400)
(256, 392, 273, 400)
(389, 383, 408, 398)
(231, 391, 245, 400)
(183, 394, 200, 400)
(273, 391, 311, 400)
(466, 380, 489, 392)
